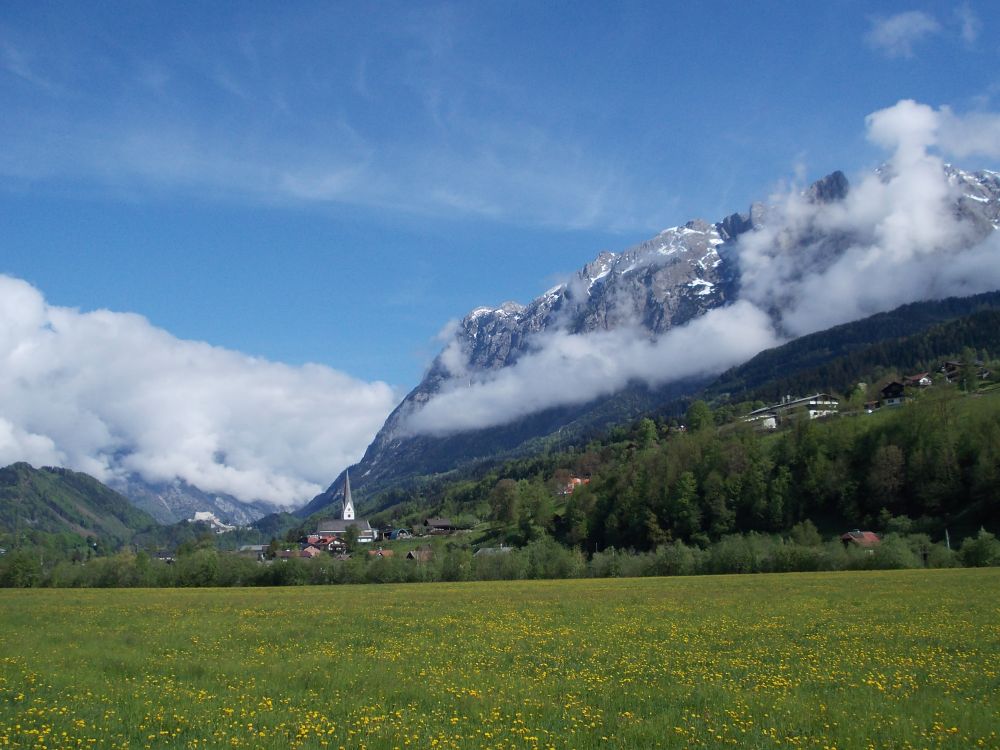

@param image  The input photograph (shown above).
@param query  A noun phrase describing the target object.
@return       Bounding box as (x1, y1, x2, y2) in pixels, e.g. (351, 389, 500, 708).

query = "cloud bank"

(407, 302, 780, 435)
(406, 100, 1000, 436)
(0, 277, 397, 506)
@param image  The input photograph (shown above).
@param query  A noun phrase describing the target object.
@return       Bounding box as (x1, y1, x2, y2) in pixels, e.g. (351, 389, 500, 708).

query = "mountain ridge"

(297, 163, 1000, 519)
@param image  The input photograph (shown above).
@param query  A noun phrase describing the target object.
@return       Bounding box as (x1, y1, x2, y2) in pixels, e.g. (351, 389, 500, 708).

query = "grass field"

(1, 569, 997, 749)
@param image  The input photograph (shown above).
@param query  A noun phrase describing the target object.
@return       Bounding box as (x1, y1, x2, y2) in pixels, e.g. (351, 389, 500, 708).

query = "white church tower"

(342, 470, 355, 521)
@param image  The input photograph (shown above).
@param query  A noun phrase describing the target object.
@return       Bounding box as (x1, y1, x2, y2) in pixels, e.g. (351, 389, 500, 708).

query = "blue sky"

(4, 1, 997, 387)
(2, 2, 1000, 505)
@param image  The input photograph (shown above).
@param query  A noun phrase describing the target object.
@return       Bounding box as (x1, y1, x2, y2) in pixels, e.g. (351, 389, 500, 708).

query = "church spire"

(342, 470, 355, 521)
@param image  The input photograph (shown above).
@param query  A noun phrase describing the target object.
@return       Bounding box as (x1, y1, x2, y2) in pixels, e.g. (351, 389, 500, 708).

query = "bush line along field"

(1, 569, 997, 749)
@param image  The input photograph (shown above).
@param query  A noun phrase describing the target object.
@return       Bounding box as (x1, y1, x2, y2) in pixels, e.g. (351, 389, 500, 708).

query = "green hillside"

(705, 293, 1000, 405)
(0, 462, 160, 550)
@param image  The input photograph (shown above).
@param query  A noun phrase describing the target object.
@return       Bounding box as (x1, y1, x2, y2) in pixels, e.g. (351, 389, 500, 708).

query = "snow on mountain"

(298, 158, 1000, 516)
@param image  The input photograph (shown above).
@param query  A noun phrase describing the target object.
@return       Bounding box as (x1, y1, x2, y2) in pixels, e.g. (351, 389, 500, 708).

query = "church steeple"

(342, 470, 355, 520)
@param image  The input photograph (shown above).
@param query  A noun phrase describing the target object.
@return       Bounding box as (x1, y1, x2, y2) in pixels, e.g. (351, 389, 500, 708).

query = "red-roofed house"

(840, 530, 880, 548)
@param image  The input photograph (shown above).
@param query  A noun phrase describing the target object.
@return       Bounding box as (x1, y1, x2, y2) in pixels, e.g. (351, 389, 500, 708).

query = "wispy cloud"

(955, 3, 982, 45)
(0, 9, 674, 233)
(0, 276, 397, 506)
(0, 38, 55, 91)
(866, 11, 941, 58)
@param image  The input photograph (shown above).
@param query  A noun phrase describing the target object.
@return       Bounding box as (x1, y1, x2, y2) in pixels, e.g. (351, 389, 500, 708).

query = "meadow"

(0, 569, 997, 749)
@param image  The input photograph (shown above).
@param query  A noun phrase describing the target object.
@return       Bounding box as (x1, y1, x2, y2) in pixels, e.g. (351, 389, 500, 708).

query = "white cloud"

(728, 100, 1000, 337)
(0, 276, 397, 506)
(406, 302, 781, 435)
(866, 11, 941, 58)
(937, 108, 1000, 159)
(405, 99, 1000, 436)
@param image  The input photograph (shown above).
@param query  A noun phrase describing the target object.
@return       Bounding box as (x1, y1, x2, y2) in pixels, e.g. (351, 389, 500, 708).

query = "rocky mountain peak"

(300, 165, 1000, 516)
(806, 170, 849, 204)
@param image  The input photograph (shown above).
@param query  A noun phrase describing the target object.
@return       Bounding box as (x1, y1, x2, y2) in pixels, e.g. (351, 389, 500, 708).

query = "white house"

(744, 393, 840, 428)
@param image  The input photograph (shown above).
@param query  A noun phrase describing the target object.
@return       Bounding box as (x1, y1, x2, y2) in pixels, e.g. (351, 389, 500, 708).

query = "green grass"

(1, 569, 998, 749)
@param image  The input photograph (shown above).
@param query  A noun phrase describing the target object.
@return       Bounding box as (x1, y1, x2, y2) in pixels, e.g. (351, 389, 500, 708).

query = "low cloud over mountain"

(405, 100, 1000, 437)
(0, 278, 397, 506)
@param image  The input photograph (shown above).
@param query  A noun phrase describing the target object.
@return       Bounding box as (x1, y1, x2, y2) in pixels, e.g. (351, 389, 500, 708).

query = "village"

(164, 355, 995, 575)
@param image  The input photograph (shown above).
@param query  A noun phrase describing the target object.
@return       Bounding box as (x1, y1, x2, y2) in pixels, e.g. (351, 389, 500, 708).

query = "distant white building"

(190, 511, 236, 534)
(744, 393, 840, 429)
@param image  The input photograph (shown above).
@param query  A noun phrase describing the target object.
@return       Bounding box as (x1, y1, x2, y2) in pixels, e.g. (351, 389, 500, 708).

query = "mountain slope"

(111, 474, 276, 526)
(704, 290, 1000, 403)
(0, 463, 160, 546)
(302, 164, 1000, 516)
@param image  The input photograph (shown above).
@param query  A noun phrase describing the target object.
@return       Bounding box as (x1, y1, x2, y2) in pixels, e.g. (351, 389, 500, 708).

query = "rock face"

(111, 475, 276, 526)
(299, 165, 1000, 516)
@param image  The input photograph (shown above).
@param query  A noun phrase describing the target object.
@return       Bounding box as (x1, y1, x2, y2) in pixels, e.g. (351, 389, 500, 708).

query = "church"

(315, 471, 378, 543)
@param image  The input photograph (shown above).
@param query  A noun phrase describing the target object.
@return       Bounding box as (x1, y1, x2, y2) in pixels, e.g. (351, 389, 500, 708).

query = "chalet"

(300, 534, 349, 553)
(744, 393, 839, 428)
(424, 517, 455, 534)
(315, 471, 378, 543)
(903, 372, 932, 388)
(840, 530, 880, 548)
(367, 547, 394, 558)
(321, 537, 348, 554)
(879, 381, 906, 407)
(940, 361, 963, 382)
(406, 547, 433, 562)
(939, 360, 992, 383)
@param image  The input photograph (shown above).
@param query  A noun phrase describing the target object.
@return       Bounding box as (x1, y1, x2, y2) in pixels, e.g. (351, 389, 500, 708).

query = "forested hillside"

(366, 382, 1000, 553)
(0, 463, 159, 551)
(705, 299, 1000, 405)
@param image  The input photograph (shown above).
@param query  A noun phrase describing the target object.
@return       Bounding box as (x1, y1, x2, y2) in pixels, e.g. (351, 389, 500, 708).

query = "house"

(424, 517, 455, 534)
(879, 381, 906, 407)
(904, 372, 932, 388)
(367, 547, 394, 558)
(840, 530, 880, 548)
(558, 477, 591, 495)
(406, 547, 433, 562)
(238, 544, 268, 561)
(743, 393, 839, 428)
(320, 537, 348, 554)
(315, 471, 378, 543)
(939, 361, 963, 382)
(300, 546, 323, 559)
